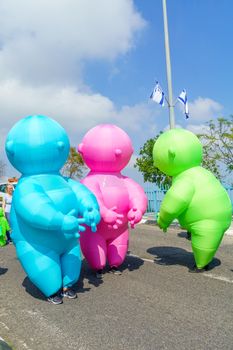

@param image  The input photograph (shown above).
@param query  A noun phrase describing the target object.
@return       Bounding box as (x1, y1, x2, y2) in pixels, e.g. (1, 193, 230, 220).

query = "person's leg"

(6, 231, 11, 243)
(5, 212, 10, 222)
(5, 213, 12, 243)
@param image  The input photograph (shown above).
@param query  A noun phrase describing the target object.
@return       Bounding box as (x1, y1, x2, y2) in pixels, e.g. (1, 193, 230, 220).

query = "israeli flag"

(178, 89, 189, 119)
(150, 82, 165, 107)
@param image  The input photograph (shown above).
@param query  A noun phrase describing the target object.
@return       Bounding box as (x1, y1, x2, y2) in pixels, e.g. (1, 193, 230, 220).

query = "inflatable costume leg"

(16, 242, 62, 297)
(80, 229, 107, 270)
(61, 244, 82, 288)
(191, 220, 224, 269)
(107, 229, 129, 268)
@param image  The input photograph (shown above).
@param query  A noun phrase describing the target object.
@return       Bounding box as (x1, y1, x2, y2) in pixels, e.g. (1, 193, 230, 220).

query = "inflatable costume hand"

(157, 214, 168, 233)
(127, 208, 142, 229)
(103, 206, 124, 230)
(83, 206, 101, 232)
(62, 212, 86, 238)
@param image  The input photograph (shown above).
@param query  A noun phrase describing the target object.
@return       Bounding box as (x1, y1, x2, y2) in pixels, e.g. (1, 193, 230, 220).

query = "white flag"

(178, 89, 189, 119)
(150, 82, 165, 107)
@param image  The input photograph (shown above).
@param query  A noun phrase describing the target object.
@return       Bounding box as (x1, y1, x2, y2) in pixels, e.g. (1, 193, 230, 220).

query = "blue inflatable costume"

(5, 115, 100, 303)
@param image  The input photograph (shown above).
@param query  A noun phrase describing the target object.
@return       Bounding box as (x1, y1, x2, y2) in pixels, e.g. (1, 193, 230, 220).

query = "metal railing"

(225, 186, 233, 207)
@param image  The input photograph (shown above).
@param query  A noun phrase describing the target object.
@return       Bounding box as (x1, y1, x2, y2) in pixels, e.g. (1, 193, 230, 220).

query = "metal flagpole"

(162, 0, 175, 129)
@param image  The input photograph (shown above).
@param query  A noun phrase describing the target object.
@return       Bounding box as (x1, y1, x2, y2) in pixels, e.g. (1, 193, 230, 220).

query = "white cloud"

(0, 0, 146, 85)
(0, 80, 158, 170)
(188, 97, 223, 121)
(0, 0, 151, 181)
(0, 80, 113, 132)
(163, 123, 183, 131)
(186, 123, 209, 135)
(115, 103, 158, 133)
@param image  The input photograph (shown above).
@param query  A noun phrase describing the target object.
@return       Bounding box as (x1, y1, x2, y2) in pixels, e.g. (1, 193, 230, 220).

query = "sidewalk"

(1, 224, 233, 349)
(141, 213, 233, 236)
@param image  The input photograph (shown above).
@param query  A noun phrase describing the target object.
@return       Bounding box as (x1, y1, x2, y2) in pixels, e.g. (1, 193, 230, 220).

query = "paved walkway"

(0, 224, 233, 349)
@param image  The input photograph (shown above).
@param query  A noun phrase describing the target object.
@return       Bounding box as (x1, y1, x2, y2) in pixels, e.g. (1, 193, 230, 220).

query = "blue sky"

(85, 0, 233, 117)
(0, 0, 232, 184)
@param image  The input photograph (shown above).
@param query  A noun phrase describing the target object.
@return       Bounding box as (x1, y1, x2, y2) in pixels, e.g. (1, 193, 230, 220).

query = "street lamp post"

(162, 0, 175, 129)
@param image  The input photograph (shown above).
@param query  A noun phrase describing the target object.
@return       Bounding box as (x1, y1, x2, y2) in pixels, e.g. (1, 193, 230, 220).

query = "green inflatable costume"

(153, 128, 232, 270)
(0, 208, 10, 247)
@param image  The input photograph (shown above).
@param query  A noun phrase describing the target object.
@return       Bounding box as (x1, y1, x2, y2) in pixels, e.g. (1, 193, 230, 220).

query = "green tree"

(135, 116, 233, 187)
(61, 147, 87, 179)
(197, 116, 233, 183)
(134, 132, 171, 188)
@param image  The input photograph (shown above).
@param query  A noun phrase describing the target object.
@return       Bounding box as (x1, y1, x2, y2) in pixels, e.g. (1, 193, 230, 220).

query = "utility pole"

(162, 0, 175, 128)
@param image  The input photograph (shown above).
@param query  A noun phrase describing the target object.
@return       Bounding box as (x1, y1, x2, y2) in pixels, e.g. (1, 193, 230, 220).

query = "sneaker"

(109, 267, 122, 275)
(47, 293, 63, 305)
(95, 269, 103, 279)
(61, 288, 77, 299)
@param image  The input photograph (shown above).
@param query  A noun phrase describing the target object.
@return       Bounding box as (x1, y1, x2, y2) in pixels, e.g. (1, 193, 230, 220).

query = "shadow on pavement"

(177, 231, 190, 240)
(78, 259, 104, 288)
(81, 254, 144, 287)
(121, 253, 144, 272)
(22, 264, 92, 301)
(0, 267, 8, 276)
(22, 255, 145, 300)
(22, 277, 47, 301)
(147, 246, 221, 271)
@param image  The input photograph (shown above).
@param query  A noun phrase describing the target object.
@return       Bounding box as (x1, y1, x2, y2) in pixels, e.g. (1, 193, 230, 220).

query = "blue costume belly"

(12, 175, 79, 254)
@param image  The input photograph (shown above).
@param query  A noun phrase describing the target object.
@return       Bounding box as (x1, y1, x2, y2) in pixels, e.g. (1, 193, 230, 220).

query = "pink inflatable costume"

(78, 124, 147, 273)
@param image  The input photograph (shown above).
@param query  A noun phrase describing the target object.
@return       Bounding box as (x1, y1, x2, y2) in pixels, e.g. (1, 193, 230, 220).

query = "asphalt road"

(0, 224, 233, 350)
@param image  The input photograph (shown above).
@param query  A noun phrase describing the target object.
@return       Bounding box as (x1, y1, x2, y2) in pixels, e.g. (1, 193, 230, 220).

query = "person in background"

(0, 207, 11, 246)
(0, 195, 5, 210)
(4, 184, 14, 244)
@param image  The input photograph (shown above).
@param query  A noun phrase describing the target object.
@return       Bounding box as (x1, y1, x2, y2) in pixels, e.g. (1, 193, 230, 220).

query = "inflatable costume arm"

(14, 179, 80, 234)
(124, 177, 148, 228)
(158, 179, 194, 231)
(67, 178, 100, 232)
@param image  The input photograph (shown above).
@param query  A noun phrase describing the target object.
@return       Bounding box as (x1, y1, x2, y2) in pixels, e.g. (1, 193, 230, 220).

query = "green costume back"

(153, 128, 232, 268)
(0, 208, 10, 246)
